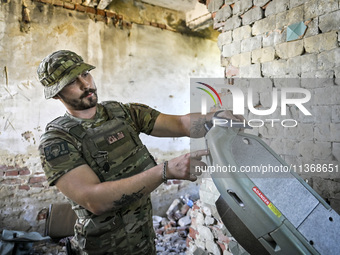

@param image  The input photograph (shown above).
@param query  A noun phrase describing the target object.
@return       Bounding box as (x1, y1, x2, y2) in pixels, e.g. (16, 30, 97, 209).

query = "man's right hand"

(166, 150, 208, 181)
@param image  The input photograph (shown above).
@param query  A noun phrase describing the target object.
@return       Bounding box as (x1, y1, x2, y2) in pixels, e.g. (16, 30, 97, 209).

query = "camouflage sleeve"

(121, 103, 161, 135)
(39, 131, 87, 186)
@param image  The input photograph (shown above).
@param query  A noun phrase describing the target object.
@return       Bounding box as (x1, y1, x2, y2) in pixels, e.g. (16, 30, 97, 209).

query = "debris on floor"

(153, 195, 194, 255)
(32, 240, 67, 255)
(153, 195, 238, 255)
(31, 195, 241, 255)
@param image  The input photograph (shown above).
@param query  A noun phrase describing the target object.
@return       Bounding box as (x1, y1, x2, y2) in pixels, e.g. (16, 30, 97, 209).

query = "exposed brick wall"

(0, 155, 67, 233)
(192, 0, 340, 254)
(1, 164, 41, 190)
(199, 0, 340, 205)
(31, 0, 175, 31)
(0, 0, 223, 235)
(201, 0, 340, 78)
(32, 0, 129, 27)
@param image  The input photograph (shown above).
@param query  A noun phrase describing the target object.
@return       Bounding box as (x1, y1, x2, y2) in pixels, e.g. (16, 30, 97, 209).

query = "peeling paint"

(0, 0, 223, 234)
(21, 131, 36, 144)
(53, 22, 78, 36)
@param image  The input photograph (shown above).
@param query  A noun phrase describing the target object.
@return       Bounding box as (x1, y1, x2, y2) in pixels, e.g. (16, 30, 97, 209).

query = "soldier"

(38, 50, 241, 255)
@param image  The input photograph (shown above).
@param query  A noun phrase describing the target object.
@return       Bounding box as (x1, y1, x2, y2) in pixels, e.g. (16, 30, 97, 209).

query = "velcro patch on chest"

(44, 141, 70, 161)
(106, 131, 125, 144)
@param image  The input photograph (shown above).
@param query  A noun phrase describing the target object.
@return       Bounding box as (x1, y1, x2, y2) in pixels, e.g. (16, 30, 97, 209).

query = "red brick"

(30, 183, 44, 188)
(210, 225, 231, 244)
(217, 233, 230, 244)
(188, 226, 198, 239)
(19, 185, 30, 191)
(186, 237, 191, 247)
(105, 10, 117, 18)
(5, 170, 19, 176)
(75, 4, 86, 12)
(158, 23, 166, 29)
(0, 165, 15, 170)
(64, 2, 75, 9)
(1, 179, 21, 185)
(29, 176, 46, 184)
(71, 0, 82, 4)
(96, 8, 106, 16)
(86, 6, 96, 14)
(217, 241, 227, 252)
(53, 0, 64, 7)
(19, 168, 30, 175)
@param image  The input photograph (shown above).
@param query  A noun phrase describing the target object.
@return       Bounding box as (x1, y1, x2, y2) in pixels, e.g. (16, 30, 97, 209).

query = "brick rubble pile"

(153, 195, 237, 255)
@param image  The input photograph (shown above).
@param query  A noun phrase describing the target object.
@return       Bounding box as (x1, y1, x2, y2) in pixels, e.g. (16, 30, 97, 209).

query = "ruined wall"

(187, 0, 340, 254)
(0, 0, 223, 233)
(200, 0, 340, 209)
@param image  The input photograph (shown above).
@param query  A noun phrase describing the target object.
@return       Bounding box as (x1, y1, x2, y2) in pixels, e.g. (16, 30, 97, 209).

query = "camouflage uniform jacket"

(39, 101, 161, 255)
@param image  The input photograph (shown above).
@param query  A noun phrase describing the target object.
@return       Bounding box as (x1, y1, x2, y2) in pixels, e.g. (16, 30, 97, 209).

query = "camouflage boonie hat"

(37, 50, 95, 99)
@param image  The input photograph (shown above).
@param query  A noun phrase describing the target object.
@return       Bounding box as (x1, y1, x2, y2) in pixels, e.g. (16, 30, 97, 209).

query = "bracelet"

(162, 161, 168, 184)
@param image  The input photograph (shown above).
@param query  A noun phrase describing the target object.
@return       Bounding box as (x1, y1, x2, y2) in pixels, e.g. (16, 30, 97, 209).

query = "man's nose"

(78, 76, 90, 89)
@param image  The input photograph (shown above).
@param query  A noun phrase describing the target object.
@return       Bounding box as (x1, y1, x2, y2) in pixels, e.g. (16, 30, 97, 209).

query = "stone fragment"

(233, 0, 253, 15)
(178, 215, 192, 226)
(319, 10, 340, 33)
(197, 225, 215, 241)
(275, 40, 304, 59)
(205, 215, 215, 225)
(206, 240, 222, 255)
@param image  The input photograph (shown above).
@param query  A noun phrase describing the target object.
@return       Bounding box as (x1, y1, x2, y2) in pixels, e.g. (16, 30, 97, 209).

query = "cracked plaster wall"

(0, 0, 223, 233)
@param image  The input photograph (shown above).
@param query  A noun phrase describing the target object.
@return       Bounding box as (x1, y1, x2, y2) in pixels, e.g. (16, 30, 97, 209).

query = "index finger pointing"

(190, 149, 209, 159)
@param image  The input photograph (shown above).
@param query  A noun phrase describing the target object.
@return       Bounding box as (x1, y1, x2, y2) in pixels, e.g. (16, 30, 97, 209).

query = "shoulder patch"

(44, 141, 70, 161)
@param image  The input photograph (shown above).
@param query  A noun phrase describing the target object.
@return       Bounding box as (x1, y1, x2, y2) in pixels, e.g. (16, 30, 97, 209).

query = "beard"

(59, 89, 98, 110)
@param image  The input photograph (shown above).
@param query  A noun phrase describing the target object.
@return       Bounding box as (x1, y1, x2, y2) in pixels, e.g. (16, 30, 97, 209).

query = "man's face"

(57, 71, 98, 110)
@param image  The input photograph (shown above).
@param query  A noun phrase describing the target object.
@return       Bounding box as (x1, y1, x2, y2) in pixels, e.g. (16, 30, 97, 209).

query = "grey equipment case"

(204, 112, 340, 255)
